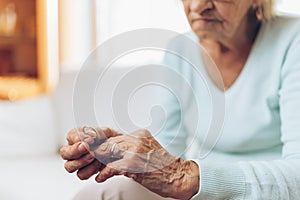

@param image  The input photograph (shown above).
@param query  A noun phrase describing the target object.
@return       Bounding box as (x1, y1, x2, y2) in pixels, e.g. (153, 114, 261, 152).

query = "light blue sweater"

(156, 15, 300, 199)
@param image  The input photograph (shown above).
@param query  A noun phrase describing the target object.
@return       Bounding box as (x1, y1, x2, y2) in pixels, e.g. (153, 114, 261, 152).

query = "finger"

(66, 128, 82, 145)
(60, 142, 90, 160)
(93, 141, 114, 159)
(79, 127, 121, 148)
(77, 160, 103, 180)
(93, 137, 127, 160)
(67, 127, 121, 146)
(130, 129, 152, 139)
(64, 152, 95, 173)
(67, 128, 96, 145)
(94, 127, 122, 142)
(95, 159, 128, 183)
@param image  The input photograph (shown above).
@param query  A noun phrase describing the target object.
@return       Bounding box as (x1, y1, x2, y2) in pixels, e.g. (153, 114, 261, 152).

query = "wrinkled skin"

(60, 128, 199, 200)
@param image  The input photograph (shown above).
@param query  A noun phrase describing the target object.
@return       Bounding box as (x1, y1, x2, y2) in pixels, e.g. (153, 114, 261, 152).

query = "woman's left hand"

(93, 129, 200, 200)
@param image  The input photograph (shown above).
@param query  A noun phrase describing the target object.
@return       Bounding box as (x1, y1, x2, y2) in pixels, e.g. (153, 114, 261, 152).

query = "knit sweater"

(156, 15, 300, 199)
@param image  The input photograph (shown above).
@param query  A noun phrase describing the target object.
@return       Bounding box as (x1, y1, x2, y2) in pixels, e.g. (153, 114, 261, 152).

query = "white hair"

(261, 0, 276, 20)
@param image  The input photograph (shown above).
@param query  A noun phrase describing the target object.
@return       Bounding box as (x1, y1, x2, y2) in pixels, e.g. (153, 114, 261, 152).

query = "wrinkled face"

(182, 0, 257, 40)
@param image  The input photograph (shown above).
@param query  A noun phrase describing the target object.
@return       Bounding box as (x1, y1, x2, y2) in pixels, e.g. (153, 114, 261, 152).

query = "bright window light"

(276, 0, 300, 15)
(95, 0, 190, 45)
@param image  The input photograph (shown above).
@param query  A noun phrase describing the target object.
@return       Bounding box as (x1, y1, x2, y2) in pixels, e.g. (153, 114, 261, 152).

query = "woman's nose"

(190, 0, 213, 12)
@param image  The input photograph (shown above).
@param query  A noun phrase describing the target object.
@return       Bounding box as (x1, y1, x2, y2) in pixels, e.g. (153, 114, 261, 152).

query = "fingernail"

(84, 137, 94, 144)
(83, 126, 97, 138)
(75, 136, 80, 142)
(95, 174, 104, 183)
(78, 143, 86, 151)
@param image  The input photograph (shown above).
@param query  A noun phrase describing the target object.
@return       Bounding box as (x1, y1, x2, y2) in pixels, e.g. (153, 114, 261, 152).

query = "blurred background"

(0, 0, 299, 199)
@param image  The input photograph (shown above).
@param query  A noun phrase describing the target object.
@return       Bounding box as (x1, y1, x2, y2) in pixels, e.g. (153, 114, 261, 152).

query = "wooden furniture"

(0, 0, 58, 101)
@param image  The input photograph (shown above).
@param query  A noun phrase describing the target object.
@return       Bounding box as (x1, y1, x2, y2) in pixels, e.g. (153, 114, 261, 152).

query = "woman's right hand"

(60, 127, 121, 180)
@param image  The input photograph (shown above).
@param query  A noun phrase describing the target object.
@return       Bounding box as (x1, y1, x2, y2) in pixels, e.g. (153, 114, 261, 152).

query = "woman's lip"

(192, 18, 217, 23)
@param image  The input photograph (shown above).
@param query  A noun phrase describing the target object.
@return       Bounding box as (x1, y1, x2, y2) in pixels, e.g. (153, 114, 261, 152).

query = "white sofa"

(0, 80, 89, 200)
(0, 67, 158, 200)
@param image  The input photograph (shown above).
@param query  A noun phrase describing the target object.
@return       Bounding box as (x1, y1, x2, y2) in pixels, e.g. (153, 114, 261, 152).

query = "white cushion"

(0, 96, 57, 157)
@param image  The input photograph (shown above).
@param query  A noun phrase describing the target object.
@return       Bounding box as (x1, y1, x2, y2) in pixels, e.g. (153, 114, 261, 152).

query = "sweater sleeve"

(155, 39, 189, 157)
(191, 27, 300, 200)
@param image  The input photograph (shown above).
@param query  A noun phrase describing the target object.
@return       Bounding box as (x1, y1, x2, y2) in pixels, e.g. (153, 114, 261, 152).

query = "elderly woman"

(60, 0, 300, 199)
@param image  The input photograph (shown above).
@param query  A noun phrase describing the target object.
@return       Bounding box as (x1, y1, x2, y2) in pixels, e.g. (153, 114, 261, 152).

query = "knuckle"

(67, 128, 80, 142)
(68, 128, 77, 136)
(102, 127, 111, 135)
(102, 127, 121, 137)
(59, 147, 65, 155)
(77, 171, 88, 180)
(135, 145, 144, 153)
(106, 165, 117, 173)
(106, 137, 115, 144)
(64, 162, 74, 173)
(133, 129, 152, 138)
(60, 147, 68, 159)
(140, 128, 151, 135)
(92, 160, 101, 169)
(84, 153, 94, 162)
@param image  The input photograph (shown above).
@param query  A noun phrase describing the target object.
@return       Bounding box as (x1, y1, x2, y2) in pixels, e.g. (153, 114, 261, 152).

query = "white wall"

(59, 0, 95, 70)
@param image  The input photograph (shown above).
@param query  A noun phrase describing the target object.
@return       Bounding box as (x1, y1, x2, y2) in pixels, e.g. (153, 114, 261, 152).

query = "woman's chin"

(194, 30, 215, 41)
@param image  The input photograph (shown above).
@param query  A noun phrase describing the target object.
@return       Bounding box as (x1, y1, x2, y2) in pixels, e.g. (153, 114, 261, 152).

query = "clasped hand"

(60, 127, 199, 200)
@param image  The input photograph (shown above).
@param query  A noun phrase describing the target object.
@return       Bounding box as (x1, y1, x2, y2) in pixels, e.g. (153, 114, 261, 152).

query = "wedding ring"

(83, 126, 98, 138)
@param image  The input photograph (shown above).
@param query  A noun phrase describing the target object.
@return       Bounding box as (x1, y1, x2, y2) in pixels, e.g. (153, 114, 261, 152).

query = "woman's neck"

(200, 14, 261, 61)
